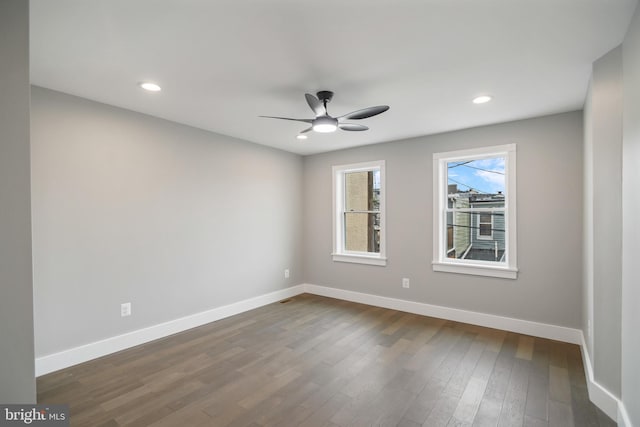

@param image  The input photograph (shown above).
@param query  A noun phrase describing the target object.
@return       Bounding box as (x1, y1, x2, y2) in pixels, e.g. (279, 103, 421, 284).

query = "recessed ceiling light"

(472, 95, 492, 104)
(139, 82, 162, 92)
(296, 134, 308, 140)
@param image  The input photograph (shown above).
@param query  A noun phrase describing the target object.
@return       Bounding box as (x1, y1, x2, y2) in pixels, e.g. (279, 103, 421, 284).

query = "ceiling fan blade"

(339, 123, 369, 131)
(305, 93, 325, 116)
(339, 105, 389, 120)
(259, 115, 313, 123)
(300, 127, 313, 133)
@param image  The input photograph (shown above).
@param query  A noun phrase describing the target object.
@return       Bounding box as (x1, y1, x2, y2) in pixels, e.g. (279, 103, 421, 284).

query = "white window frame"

(432, 144, 517, 279)
(332, 160, 386, 266)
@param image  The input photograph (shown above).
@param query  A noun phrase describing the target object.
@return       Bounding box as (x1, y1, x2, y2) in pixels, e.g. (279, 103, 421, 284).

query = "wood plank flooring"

(37, 294, 616, 427)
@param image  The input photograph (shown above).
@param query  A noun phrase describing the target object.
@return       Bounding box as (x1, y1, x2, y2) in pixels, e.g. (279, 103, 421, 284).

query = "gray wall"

(30, 87, 303, 357)
(0, 0, 36, 403)
(582, 46, 623, 398)
(582, 6, 640, 422)
(582, 78, 594, 356)
(304, 112, 583, 328)
(622, 3, 640, 425)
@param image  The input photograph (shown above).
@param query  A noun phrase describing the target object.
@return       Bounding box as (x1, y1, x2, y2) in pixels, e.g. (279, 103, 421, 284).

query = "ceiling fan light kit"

(312, 116, 338, 133)
(261, 90, 389, 138)
(472, 95, 492, 104)
(139, 82, 162, 92)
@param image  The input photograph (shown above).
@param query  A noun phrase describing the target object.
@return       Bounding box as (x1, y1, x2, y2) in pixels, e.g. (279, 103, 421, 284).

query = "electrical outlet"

(587, 319, 591, 339)
(121, 302, 131, 317)
(284, 269, 290, 279)
(402, 278, 410, 288)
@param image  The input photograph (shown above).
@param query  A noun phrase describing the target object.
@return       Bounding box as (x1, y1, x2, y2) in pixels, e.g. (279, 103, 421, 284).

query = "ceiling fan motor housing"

(316, 91, 334, 103)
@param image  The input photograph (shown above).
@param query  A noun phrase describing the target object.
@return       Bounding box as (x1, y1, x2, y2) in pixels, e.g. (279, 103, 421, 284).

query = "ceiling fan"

(260, 91, 389, 135)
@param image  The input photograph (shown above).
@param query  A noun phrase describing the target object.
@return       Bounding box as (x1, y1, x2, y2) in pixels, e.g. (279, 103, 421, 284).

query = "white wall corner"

(35, 284, 306, 376)
(579, 332, 625, 423)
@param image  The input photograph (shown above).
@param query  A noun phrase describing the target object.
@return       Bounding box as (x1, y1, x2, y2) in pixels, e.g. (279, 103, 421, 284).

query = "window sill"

(432, 261, 517, 279)
(332, 253, 387, 266)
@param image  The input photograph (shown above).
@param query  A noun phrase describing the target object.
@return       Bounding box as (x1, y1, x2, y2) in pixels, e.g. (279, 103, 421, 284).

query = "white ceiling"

(30, 0, 637, 155)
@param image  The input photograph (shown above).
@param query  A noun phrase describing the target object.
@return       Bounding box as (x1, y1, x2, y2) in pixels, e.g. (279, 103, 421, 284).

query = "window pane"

(344, 212, 380, 252)
(446, 223, 505, 263)
(447, 157, 506, 198)
(446, 211, 505, 261)
(345, 170, 380, 212)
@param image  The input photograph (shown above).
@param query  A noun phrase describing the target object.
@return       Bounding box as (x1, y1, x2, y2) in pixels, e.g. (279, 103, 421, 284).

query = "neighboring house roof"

(448, 190, 505, 204)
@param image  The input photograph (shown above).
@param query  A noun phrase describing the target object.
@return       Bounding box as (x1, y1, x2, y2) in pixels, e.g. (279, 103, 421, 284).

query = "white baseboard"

(304, 284, 635, 425)
(303, 284, 582, 344)
(35, 285, 305, 376)
(579, 332, 633, 426)
(38, 283, 582, 377)
(35, 284, 633, 427)
(36, 282, 633, 427)
(618, 402, 633, 427)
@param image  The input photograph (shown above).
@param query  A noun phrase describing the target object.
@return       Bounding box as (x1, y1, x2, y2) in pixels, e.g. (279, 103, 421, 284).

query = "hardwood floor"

(37, 294, 615, 427)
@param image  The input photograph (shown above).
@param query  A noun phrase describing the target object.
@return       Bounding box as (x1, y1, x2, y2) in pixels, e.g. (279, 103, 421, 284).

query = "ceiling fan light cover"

(312, 116, 338, 133)
(473, 95, 492, 104)
(313, 123, 337, 133)
(139, 82, 161, 92)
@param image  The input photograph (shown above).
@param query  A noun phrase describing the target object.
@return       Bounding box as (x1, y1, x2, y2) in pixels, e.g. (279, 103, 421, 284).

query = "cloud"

(473, 158, 504, 171)
(474, 170, 505, 192)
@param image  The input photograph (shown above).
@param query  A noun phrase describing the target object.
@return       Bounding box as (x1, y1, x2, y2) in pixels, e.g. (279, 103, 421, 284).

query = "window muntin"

(333, 161, 386, 266)
(433, 145, 517, 278)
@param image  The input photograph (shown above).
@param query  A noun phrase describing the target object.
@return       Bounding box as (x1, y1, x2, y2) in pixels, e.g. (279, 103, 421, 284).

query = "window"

(333, 160, 386, 266)
(433, 144, 517, 279)
(478, 213, 493, 239)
